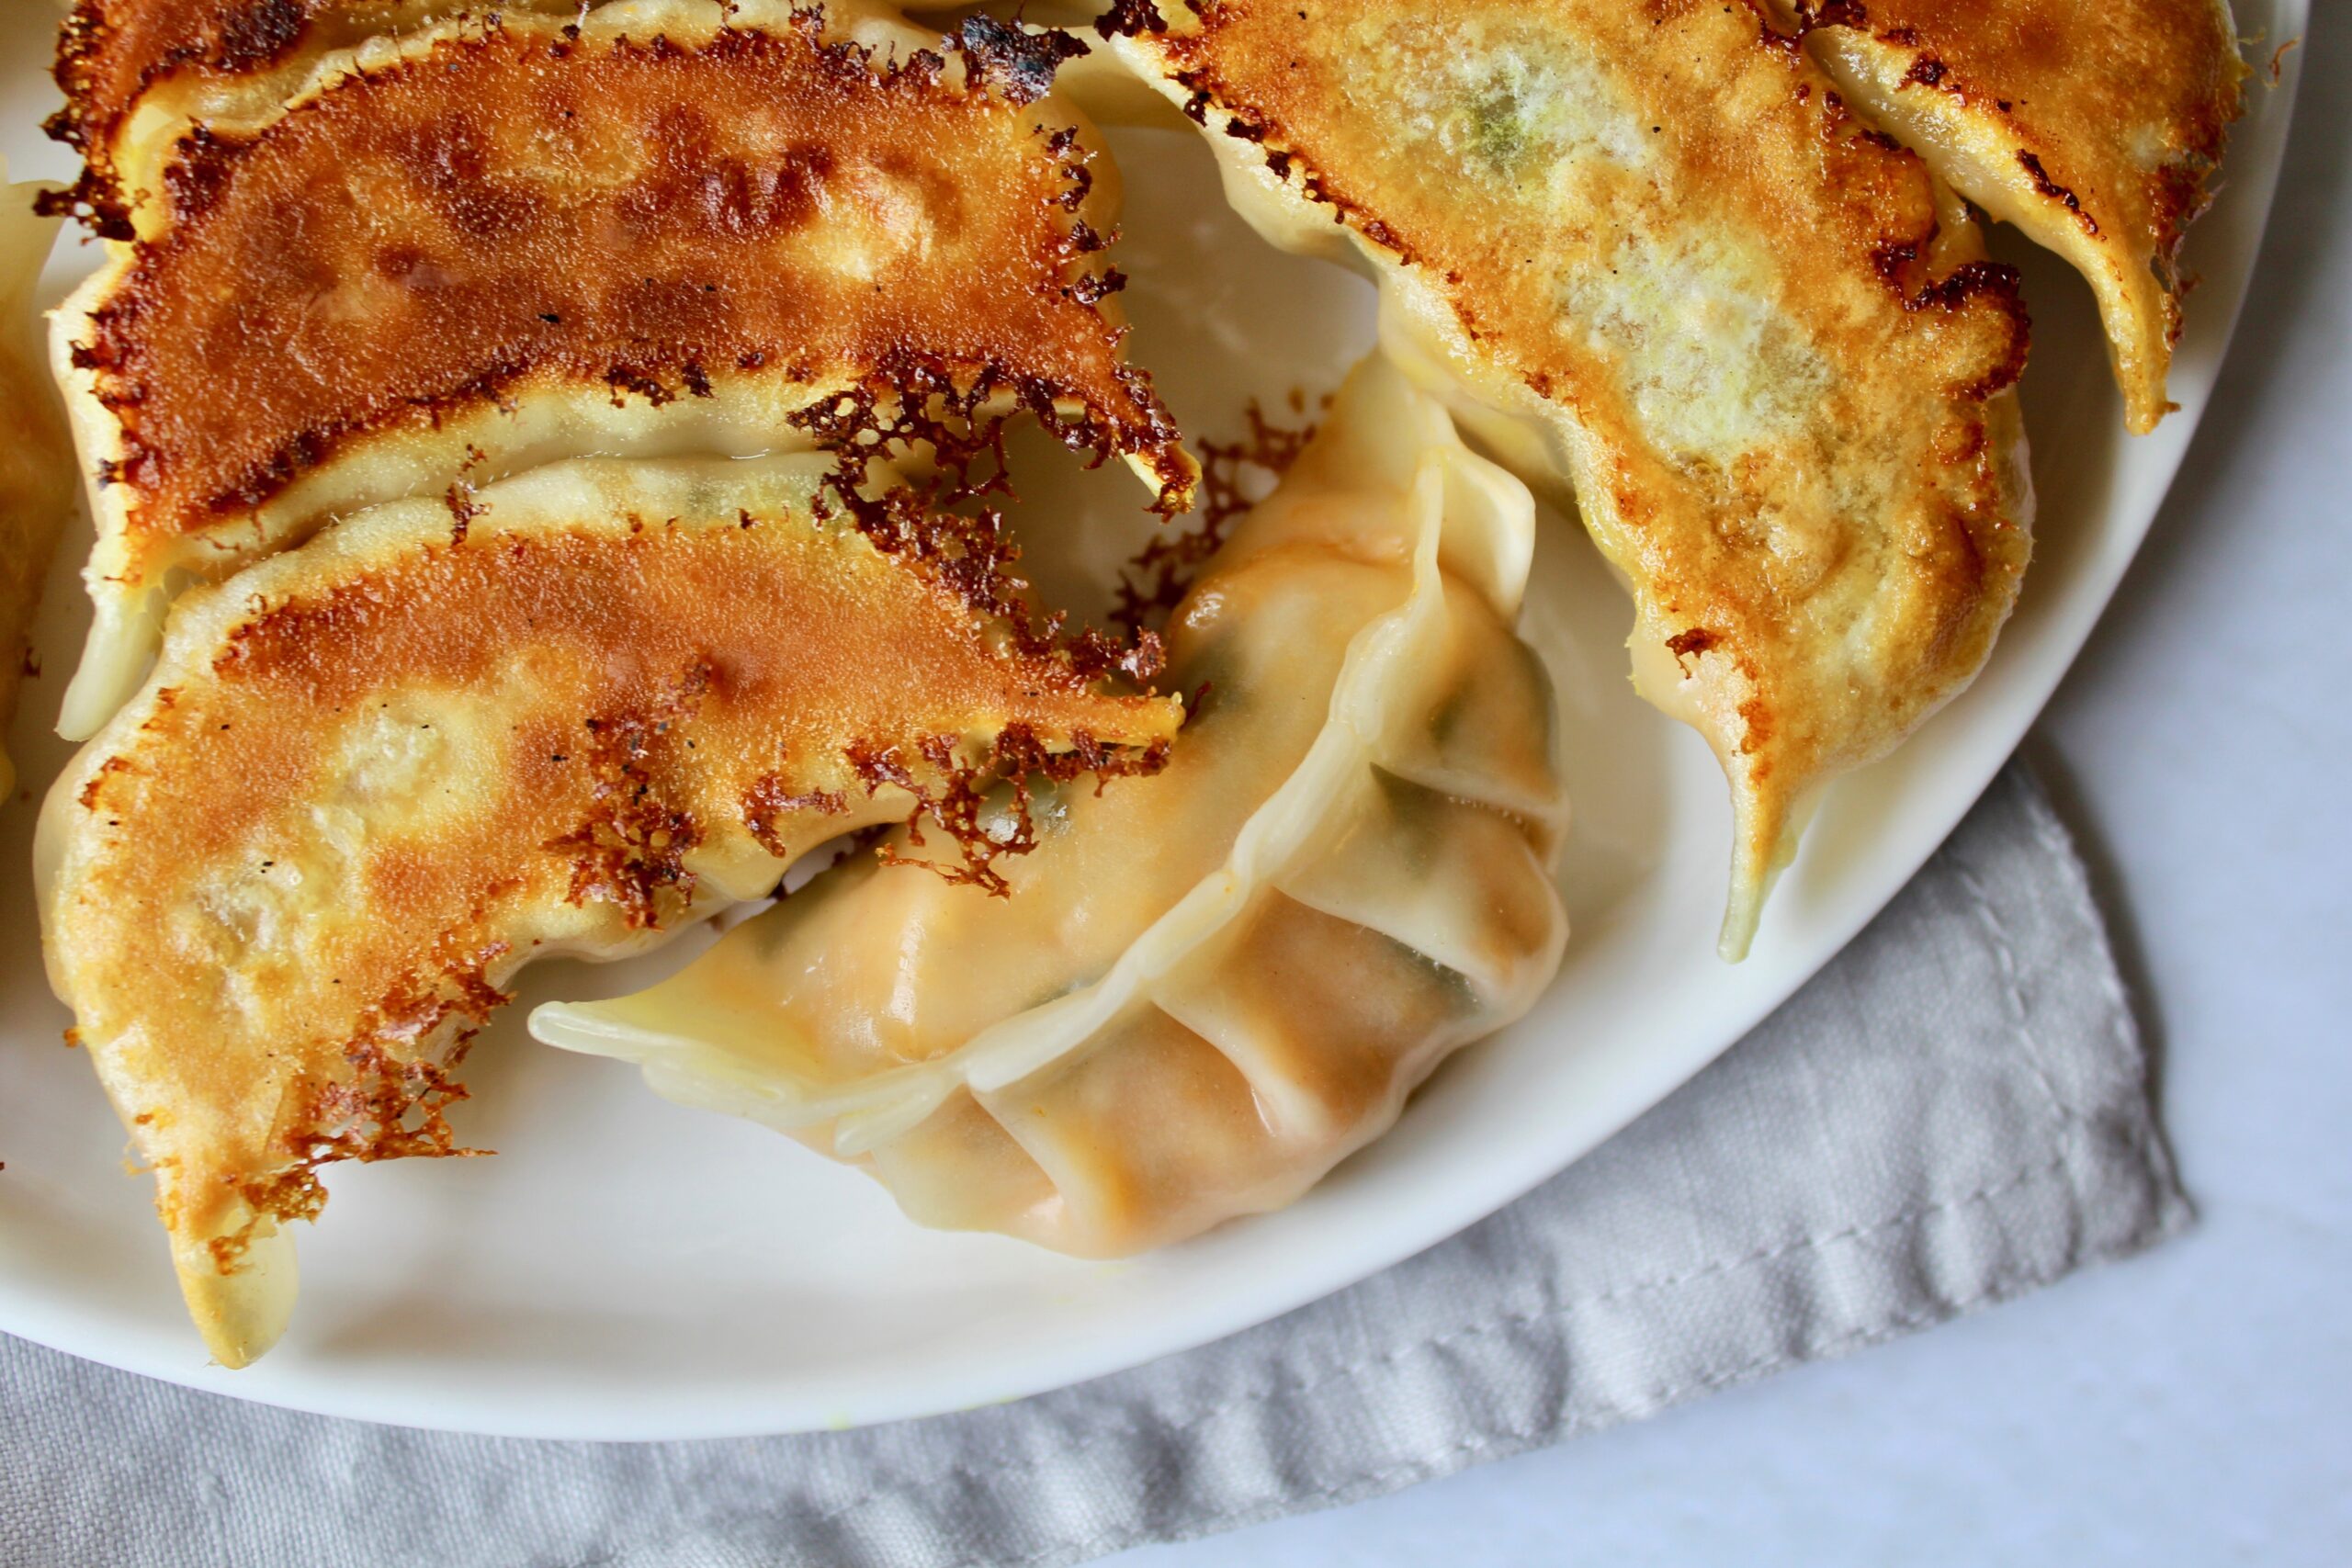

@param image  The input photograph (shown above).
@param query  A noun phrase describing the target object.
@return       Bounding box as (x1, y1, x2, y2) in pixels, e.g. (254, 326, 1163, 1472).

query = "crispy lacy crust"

(1777, 0, 2245, 433)
(39, 457, 1179, 1366)
(72, 15, 1187, 550)
(1112, 0, 2033, 955)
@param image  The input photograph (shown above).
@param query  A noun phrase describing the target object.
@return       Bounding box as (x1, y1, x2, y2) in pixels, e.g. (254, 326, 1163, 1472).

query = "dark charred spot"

(605, 366, 680, 409)
(1056, 152, 1096, 213)
(1792, 0, 1871, 30)
(214, 0, 311, 73)
(2016, 150, 2098, 236)
(1069, 266, 1128, 307)
(953, 15, 1089, 107)
(1915, 260, 2032, 397)
(1094, 0, 1170, 40)
(1869, 236, 1920, 290)
(1667, 626, 1717, 675)
(162, 125, 238, 221)
(1755, 22, 1804, 62)
(50, 0, 314, 232)
(32, 167, 134, 240)
(444, 483, 483, 544)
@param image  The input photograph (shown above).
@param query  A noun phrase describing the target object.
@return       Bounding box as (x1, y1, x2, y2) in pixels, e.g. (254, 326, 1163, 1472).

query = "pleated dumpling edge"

(533, 355, 1571, 1258)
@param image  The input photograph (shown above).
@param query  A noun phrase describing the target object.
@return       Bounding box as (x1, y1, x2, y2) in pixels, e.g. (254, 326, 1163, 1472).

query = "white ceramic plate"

(0, 5, 2305, 1438)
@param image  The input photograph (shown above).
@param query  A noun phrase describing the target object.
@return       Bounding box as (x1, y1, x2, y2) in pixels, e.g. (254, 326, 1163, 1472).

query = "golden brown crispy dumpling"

(38, 453, 1181, 1367)
(50, 0, 1190, 736)
(1, 165, 74, 797)
(1766, 0, 2246, 434)
(534, 356, 1568, 1256)
(49, 1, 592, 234)
(44, 0, 937, 237)
(1095, 0, 2033, 957)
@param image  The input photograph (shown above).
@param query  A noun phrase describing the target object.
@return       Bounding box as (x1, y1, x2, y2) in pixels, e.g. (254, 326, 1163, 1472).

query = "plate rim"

(0, 4, 2308, 1438)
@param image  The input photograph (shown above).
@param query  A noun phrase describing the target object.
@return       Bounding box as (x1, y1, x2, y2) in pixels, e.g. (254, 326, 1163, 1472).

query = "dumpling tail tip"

(172, 1217, 299, 1371)
(1717, 789, 1809, 964)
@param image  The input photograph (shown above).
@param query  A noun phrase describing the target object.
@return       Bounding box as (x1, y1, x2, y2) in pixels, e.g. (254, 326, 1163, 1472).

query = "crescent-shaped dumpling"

(534, 355, 1569, 1257)
(38, 453, 1182, 1367)
(1095, 0, 2033, 957)
(1765, 0, 2246, 434)
(50, 1, 604, 233)
(49, 0, 1191, 736)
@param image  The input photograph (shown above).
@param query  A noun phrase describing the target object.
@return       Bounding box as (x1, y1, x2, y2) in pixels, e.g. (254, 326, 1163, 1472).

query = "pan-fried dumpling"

(42, 0, 1016, 237)
(50, 1, 604, 234)
(533, 356, 1568, 1256)
(49, 0, 1191, 737)
(1094, 0, 2032, 957)
(38, 453, 1180, 1367)
(1764, 0, 2245, 434)
(1, 167, 74, 797)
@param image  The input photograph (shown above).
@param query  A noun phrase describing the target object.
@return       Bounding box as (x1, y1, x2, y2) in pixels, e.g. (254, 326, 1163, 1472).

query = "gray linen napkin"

(0, 762, 2185, 1568)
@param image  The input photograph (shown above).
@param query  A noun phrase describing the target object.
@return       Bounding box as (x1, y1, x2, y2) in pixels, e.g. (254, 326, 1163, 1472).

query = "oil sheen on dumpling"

(1097, 0, 2033, 957)
(49, 0, 1191, 738)
(1, 165, 74, 796)
(1766, 0, 2246, 434)
(533, 356, 1568, 1257)
(38, 454, 1181, 1368)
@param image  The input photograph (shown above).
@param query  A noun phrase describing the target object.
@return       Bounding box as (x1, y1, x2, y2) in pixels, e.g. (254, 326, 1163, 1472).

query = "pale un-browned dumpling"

(1092, 0, 2034, 958)
(533, 355, 1569, 1255)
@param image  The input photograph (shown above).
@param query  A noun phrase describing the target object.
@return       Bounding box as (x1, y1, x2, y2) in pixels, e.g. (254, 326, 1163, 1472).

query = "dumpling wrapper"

(51, 1, 618, 233)
(535, 355, 1569, 1256)
(50, 0, 1192, 737)
(38, 453, 1181, 1368)
(1095, 0, 2034, 957)
(1, 165, 74, 796)
(1766, 0, 2246, 434)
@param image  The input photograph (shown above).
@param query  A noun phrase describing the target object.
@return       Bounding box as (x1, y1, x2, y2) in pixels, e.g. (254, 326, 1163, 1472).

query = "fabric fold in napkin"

(0, 762, 2186, 1568)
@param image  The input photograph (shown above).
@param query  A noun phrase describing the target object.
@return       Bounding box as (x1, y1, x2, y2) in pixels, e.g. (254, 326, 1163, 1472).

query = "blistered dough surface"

(40, 454, 1177, 1363)
(1111, 0, 2034, 952)
(73, 10, 1182, 563)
